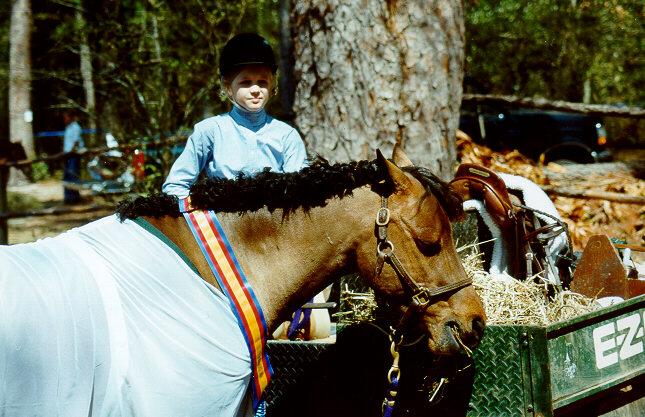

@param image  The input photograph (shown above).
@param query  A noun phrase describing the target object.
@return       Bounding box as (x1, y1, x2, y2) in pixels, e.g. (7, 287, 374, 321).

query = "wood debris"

(456, 136, 645, 252)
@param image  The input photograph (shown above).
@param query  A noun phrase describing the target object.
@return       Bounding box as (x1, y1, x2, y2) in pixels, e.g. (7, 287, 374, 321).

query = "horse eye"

(415, 239, 441, 257)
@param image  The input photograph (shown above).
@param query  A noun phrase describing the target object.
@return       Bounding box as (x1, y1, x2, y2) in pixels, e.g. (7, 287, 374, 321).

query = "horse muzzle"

(420, 309, 486, 362)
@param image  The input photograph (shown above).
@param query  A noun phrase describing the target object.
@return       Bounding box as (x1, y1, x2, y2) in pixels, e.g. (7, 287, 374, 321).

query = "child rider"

(162, 33, 307, 198)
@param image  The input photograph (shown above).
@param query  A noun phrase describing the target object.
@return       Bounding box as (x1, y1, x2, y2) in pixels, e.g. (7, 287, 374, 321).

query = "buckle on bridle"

(411, 288, 432, 308)
(377, 240, 394, 258)
(376, 207, 390, 226)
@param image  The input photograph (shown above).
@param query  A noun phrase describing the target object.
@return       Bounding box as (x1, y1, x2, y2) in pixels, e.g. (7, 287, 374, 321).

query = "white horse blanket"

(0, 215, 254, 417)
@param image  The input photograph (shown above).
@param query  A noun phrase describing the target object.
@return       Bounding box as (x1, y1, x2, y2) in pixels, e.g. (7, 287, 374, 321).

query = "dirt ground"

(6, 179, 114, 244)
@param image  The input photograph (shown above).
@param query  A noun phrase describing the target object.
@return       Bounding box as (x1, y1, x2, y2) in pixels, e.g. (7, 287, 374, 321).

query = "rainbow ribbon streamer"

(179, 198, 272, 409)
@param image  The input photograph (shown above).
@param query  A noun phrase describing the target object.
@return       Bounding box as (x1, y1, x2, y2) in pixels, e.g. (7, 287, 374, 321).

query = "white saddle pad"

(0, 215, 253, 417)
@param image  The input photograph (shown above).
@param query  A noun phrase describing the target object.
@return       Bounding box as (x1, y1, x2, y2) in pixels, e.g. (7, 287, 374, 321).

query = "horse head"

(355, 147, 486, 361)
(0, 141, 30, 180)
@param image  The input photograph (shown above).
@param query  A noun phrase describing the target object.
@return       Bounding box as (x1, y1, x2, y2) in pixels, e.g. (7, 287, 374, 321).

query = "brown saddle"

(450, 163, 573, 287)
(450, 163, 516, 229)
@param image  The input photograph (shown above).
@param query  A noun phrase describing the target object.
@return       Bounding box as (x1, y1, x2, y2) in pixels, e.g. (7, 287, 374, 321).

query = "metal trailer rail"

(264, 295, 645, 416)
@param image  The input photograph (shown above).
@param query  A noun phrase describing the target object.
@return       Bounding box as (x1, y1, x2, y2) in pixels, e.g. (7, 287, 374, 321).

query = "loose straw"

(463, 249, 600, 326)
(336, 244, 601, 326)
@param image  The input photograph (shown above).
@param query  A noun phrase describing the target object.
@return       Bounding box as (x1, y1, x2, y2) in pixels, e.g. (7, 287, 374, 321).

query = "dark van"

(459, 108, 611, 164)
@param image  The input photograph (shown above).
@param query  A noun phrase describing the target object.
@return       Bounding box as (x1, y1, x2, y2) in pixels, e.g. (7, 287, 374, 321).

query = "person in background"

(62, 110, 84, 204)
(162, 32, 307, 197)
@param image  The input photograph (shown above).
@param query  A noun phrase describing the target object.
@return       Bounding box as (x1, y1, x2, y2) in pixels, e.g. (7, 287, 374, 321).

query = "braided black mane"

(116, 159, 462, 220)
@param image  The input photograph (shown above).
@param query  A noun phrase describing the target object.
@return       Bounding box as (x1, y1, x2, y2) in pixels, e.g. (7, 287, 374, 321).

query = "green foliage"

(32, 0, 282, 143)
(584, 1, 644, 105)
(464, 0, 644, 106)
(30, 161, 51, 182)
(6, 0, 641, 155)
(7, 192, 44, 212)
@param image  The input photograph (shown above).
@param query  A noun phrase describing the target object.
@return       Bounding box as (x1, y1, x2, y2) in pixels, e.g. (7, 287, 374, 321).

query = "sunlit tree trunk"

(9, 0, 34, 159)
(76, 2, 97, 135)
(291, 0, 464, 179)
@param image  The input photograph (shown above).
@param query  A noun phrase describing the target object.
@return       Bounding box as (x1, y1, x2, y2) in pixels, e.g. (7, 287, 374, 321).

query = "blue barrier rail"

(36, 129, 100, 138)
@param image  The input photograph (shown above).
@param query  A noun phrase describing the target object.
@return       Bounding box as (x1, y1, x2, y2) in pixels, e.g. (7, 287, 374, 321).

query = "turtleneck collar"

(230, 102, 268, 131)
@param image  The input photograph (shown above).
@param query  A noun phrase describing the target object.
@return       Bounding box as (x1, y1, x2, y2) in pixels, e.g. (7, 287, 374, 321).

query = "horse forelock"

(402, 166, 464, 221)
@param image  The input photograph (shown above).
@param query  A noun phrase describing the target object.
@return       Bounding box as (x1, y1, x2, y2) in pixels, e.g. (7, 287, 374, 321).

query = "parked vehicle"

(459, 107, 612, 164)
(83, 133, 135, 194)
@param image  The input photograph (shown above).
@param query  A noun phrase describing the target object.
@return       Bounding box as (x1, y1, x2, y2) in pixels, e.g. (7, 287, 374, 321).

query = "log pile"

(456, 136, 645, 253)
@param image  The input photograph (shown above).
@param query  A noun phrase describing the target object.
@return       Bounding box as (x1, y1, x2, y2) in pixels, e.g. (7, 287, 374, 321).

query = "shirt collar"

(230, 103, 268, 130)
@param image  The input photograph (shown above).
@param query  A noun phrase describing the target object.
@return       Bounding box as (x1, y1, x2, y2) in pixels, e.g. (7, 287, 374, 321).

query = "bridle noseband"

(374, 196, 472, 325)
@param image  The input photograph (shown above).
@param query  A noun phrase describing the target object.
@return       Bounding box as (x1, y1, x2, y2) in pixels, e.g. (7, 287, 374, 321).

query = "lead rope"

(381, 330, 450, 416)
(382, 335, 402, 417)
(374, 196, 473, 416)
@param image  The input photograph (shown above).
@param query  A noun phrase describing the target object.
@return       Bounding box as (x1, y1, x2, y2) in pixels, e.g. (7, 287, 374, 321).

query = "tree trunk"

(77, 3, 97, 135)
(149, 10, 165, 136)
(291, 0, 464, 179)
(9, 0, 34, 159)
(279, 0, 296, 118)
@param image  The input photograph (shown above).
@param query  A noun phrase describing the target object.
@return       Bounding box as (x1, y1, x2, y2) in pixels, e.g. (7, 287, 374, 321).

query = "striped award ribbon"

(179, 197, 272, 409)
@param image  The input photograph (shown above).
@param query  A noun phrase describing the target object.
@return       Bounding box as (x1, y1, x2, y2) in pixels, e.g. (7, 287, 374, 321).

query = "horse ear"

(376, 149, 414, 192)
(392, 143, 414, 167)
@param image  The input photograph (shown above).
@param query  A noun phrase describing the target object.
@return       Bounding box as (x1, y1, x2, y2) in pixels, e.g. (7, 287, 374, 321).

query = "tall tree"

(0, 8, 11, 146)
(9, 0, 34, 159)
(76, 1, 96, 133)
(291, 0, 465, 179)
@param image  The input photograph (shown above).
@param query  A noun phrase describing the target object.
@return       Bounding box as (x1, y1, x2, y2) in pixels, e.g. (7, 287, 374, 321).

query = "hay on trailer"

(461, 250, 601, 326)
(335, 246, 601, 326)
(334, 282, 378, 324)
(333, 274, 379, 324)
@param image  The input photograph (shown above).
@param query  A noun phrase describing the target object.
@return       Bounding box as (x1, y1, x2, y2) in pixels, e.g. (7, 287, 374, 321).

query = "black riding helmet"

(219, 33, 277, 79)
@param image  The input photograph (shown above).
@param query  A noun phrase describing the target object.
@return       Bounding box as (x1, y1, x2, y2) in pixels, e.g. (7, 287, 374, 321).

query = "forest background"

(1, 0, 643, 162)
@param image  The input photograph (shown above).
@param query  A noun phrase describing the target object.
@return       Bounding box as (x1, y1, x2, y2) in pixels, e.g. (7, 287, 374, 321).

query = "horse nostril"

(446, 321, 460, 333)
(446, 321, 474, 357)
(472, 317, 486, 342)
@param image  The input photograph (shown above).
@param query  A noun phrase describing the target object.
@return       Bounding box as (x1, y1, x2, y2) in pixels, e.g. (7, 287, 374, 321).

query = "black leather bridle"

(374, 195, 473, 335)
(374, 195, 473, 416)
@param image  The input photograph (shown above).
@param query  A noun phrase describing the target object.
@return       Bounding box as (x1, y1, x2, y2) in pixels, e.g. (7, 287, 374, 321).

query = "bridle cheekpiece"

(374, 195, 473, 321)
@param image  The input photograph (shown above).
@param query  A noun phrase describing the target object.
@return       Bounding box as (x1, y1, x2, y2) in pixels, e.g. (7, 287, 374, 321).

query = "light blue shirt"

(162, 105, 307, 197)
(63, 121, 84, 153)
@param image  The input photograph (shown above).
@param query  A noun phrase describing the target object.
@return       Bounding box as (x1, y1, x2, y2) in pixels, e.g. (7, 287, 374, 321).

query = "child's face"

(227, 66, 273, 112)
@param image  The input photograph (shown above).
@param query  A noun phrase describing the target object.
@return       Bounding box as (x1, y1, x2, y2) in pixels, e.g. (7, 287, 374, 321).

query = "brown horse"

(0, 148, 484, 417)
(137, 149, 485, 356)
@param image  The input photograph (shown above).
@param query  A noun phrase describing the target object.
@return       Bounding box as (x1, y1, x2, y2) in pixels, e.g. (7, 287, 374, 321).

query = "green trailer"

(470, 294, 644, 416)
(264, 295, 645, 416)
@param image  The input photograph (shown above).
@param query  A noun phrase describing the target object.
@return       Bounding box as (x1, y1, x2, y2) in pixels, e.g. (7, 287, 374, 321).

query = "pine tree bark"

(9, 0, 34, 159)
(291, 0, 464, 179)
(77, 3, 97, 134)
